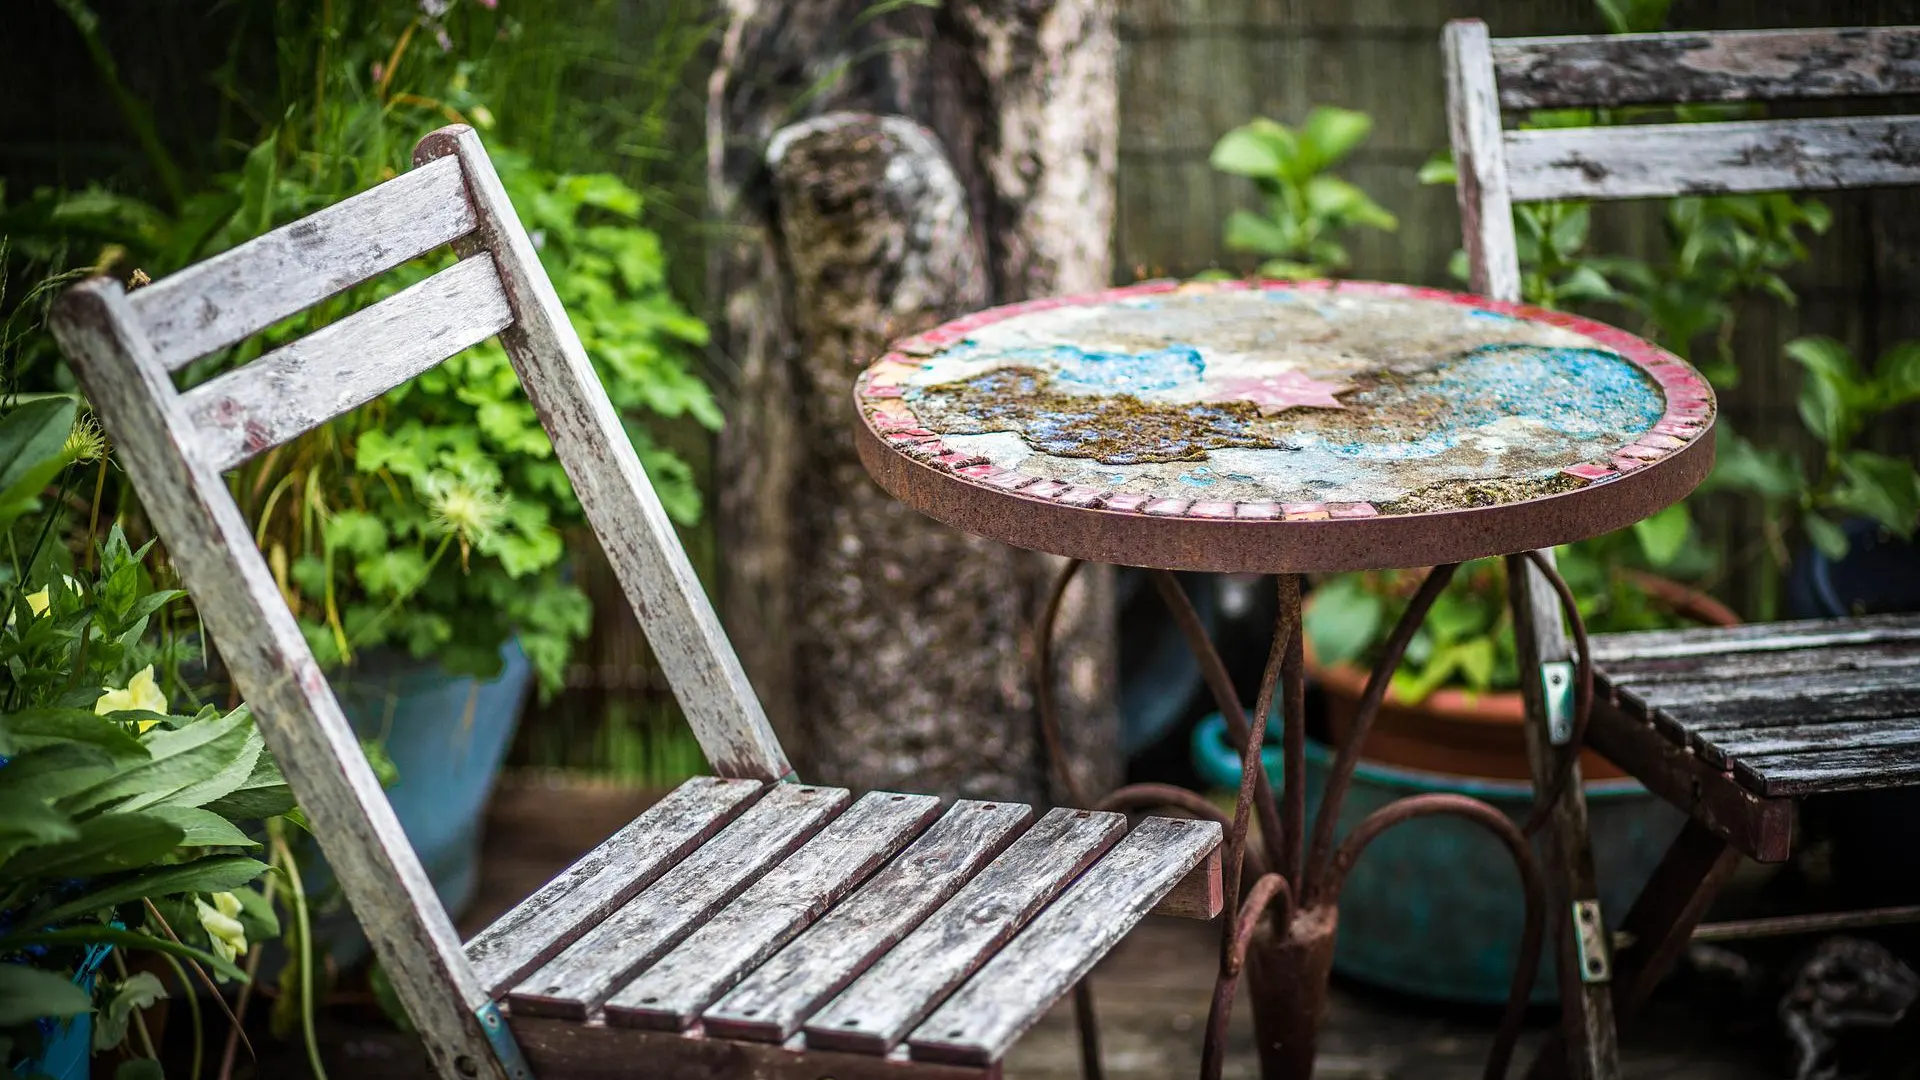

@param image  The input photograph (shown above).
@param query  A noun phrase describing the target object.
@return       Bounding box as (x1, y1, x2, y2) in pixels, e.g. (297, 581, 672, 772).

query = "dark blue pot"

(1192, 714, 1684, 1004)
(304, 637, 534, 967)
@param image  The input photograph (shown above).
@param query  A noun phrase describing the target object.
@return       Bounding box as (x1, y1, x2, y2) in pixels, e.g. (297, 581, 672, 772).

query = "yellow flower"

(24, 587, 50, 617)
(195, 892, 248, 963)
(95, 664, 168, 731)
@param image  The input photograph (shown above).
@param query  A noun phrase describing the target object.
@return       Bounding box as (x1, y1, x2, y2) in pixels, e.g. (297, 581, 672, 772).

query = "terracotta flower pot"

(1313, 570, 1740, 782)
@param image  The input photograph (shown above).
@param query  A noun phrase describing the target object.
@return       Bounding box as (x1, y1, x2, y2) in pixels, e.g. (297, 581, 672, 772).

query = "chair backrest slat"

(1505, 115, 1920, 202)
(1492, 27, 1920, 111)
(129, 155, 476, 371)
(181, 254, 513, 471)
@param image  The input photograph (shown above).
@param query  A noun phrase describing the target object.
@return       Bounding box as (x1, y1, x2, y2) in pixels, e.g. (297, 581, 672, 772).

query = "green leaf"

(147, 805, 261, 848)
(1555, 266, 1616, 303)
(1210, 125, 1287, 178)
(0, 397, 77, 493)
(1300, 106, 1373, 169)
(1255, 258, 1324, 281)
(324, 510, 389, 556)
(115, 1060, 166, 1080)
(1223, 209, 1293, 256)
(1804, 514, 1851, 561)
(1547, 204, 1591, 255)
(1704, 427, 1803, 501)
(1831, 451, 1920, 537)
(0, 963, 93, 1026)
(0, 791, 79, 865)
(94, 971, 166, 1052)
(139, 720, 263, 812)
(1303, 576, 1385, 667)
(200, 752, 295, 821)
(1632, 503, 1692, 567)
(1876, 341, 1920, 409)
(34, 855, 270, 926)
(0, 926, 246, 984)
(63, 707, 255, 814)
(1417, 152, 1457, 186)
(0, 743, 120, 803)
(0, 811, 185, 881)
(1593, 0, 1672, 33)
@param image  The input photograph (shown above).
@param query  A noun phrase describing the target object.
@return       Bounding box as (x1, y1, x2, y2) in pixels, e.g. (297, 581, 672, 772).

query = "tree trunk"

(708, 0, 1120, 801)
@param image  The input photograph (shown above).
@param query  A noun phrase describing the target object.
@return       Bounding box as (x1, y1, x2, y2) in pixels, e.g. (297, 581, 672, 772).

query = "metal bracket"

(1541, 660, 1575, 745)
(1572, 899, 1612, 984)
(475, 1000, 534, 1080)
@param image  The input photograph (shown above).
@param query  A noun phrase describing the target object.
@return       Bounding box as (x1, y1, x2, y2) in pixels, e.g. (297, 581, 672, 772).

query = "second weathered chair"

(1444, 19, 1920, 1080)
(51, 124, 1222, 1080)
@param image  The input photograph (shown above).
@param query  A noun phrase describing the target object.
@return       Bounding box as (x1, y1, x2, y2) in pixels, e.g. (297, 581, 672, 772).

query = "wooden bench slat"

(602, 791, 942, 1032)
(1624, 665, 1920, 719)
(1705, 716, 1920, 763)
(904, 816, 1222, 1066)
(130, 155, 476, 371)
(183, 255, 512, 472)
(1599, 641, 1920, 689)
(1491, 27, 1920, 111)
(507, 783, 850, 1019)
(1506, 117, 1920, 203)
(801, 807, 1126, 1055)
(1736, 741, 1920, 797)
(1678, 684, 1920, 737)
(462, 776, 763, 998)
(1592, 614, 1920, 664)
(701, 800, 1032, 1044)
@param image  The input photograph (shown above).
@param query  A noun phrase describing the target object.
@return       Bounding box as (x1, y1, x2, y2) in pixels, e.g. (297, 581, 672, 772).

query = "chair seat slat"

(701, 800, 1032, 1044)
(131, 155, 476, 371)
(508, 784, 849, 1020)
(1668, 683, 1920, 740)
(183, 255, 513, 472)
(802, 807, 1125, 1055)
(1505, 117, 1920, 203)
(1611, 658, 1920, 707)
(1591, 613, 1920, 664)
(1491, 27, 1920, 111)
(1703, 716, 1920, 765)
(463, 777, 764, 997)
(603, 791, 941, 1032)
(1599, 641, 1920, 689)
(905, 817, 1222, 1066)
(1736, 740, 1920, 796)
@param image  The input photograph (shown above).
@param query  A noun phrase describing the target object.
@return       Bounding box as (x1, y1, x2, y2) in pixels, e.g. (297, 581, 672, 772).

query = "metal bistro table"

(850, 278, 1715, 1080)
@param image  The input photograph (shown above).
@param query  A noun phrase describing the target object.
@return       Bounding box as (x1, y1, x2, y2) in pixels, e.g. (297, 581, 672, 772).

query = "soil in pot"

(1313, 569, 1738, 781)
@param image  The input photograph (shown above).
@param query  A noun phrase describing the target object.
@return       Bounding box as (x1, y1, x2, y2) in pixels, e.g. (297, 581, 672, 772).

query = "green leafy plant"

(0, 394, 293, 1076)
(5, 4, 714, 696)
(1210, 106, 1398, 279)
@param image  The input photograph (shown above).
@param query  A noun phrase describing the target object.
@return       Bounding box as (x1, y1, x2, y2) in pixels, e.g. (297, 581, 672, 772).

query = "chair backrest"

(50, 124, 790, 1080)
(1443, 21, 1920, 302)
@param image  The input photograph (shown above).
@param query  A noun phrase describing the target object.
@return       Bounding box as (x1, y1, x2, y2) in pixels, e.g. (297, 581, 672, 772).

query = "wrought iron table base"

(1036, 555, 1599, 1080)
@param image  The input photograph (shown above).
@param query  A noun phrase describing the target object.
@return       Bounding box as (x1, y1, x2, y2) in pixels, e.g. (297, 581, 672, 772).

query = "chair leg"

(1523, 819, 1741, 1080)
(1507, 552, 1621, 1080)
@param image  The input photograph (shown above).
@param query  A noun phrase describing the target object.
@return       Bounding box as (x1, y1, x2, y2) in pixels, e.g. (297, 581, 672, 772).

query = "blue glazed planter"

(305, 638, 534, 967)
(1192, 714, 1684, 1004)
(10, 942, 111, 1080)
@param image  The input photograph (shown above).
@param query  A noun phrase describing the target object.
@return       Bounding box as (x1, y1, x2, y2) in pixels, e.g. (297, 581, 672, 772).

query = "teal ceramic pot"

(305, 637, 534, 967)
(1192, 714, 1684, 1004)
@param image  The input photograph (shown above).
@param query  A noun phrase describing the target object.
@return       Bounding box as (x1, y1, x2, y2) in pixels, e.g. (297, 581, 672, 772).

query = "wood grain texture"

(802, 807, 1126, 1054)
(413, 125, 793, 782)
(1585, 697, 1795, 864)
(463, 776, 764, 997)
(52, 277, 508, 1080)
(702, 800, 1033, 1044)
(904, 816, 1220, 1066)
(1603, 642, 1920, 688)
(1150, 841, 1223, 920)
(1505, 117, 1920, 203)
(603, 791, 942, 1031)
(1506, 551, 1619, 1080)
(1592, 614, 1920, 663)
(508, 783, 850, 1020)
(507, 1015, 995, 1080)
(183, 255, 512, 472)
(1492, 27, 1920, 111)
(1444, 19, 1523, 304)
(129, 156, 475, 371)
(1736, 743, 1920, 797)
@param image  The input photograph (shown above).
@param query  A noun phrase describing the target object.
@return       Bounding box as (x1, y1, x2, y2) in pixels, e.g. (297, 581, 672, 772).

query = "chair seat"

(463, 777, 1222, 1076)
(1594, 613, 1920, 798)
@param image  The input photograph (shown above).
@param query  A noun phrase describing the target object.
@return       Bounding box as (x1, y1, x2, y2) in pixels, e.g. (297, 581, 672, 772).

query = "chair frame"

(51, 124, 793, 1080)
(1444, 19, 1920, 1080)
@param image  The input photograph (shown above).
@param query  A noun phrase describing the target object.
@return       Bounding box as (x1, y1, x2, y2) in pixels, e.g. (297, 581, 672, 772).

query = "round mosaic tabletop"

(852, 279, 1715, 573)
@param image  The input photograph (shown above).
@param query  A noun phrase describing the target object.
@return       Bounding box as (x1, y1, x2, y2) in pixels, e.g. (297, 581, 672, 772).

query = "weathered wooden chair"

(50, 124, 1222, 1080)
(1445, 20, 1920, 1078)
